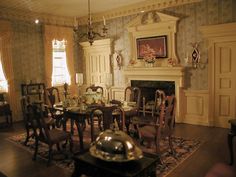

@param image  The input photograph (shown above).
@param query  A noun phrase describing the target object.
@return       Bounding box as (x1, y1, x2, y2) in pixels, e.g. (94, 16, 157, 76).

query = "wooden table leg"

(228, 132, 235, 165)
(75, 120, 84, 150)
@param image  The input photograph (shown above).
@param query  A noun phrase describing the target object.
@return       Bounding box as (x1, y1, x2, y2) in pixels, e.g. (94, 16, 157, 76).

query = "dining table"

(53, 101, 138, 151)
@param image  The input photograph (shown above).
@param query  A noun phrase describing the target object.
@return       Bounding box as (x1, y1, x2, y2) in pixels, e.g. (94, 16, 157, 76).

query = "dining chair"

(86, 85, 104, 130)
(123, 86, 141, 134)
(89, 105, 125, 141)
(86, 85, 104, 96)
(27, 104, 73, 166)
(21, 96, 55, 145)
(46, 87, 66, 130)
(136, 90, 176, 155)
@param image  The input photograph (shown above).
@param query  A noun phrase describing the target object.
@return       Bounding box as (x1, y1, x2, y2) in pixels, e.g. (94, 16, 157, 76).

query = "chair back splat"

(124, 86, 141, 134)
(46, 87, 61, 107)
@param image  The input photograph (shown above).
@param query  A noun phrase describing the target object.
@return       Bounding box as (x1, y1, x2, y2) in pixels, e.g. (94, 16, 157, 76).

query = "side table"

(0, 103, 12, 127)
(228, 119, 236, 165)
(72, 151, 159, 177)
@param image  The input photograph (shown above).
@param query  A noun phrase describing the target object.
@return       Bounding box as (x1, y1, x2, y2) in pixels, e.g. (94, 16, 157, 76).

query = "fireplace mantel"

(124, 66, 185, 87)
(124, 66, 185, 122)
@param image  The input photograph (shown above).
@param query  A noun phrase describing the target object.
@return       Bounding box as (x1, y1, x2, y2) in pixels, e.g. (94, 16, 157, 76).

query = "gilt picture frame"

(136, 35, 168, 59)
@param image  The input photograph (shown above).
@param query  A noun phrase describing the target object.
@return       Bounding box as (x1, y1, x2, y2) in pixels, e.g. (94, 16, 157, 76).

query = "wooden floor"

(0, 122, 235, 177)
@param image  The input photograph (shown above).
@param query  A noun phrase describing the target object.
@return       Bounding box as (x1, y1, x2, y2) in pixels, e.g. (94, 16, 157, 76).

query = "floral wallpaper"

(7, 0, 236, 117)
(12, 21, 44, 92)
(77, 0, 236, 90)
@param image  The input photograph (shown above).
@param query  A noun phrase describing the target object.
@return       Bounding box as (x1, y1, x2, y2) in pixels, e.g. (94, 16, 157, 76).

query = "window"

(0, 52, 8, 92)
(51, 39, 70, 86)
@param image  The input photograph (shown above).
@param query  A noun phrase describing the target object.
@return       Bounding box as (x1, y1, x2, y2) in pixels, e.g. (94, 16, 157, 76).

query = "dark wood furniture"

(21, 83, 46, 104)
(45, 87, 66, 129)
(27, 104, 72, 166)
(62, 105, 124, 151)
(0, 103, 12, 127)
(20, 96, 55, 145)
(86, 85, 104, 130)
(228, 119, 236, 165)
(86, 85, 104, 95)
(72, 151, 159, 177)
(89, 105, 124, 141)
(124, 86, 141, 134)
(135, 91, 176, 154)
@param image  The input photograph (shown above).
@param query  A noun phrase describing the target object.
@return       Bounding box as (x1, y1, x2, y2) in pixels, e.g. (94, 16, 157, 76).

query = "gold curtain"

(0, 20, 19, 120)
(44, 25, 76, 95)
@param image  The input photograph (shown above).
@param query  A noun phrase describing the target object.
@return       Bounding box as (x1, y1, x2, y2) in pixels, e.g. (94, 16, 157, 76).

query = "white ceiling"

(0, 0, 147, 17)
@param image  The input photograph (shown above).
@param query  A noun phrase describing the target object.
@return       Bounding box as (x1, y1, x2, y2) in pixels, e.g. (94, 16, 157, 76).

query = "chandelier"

(74, 0, 108, 45)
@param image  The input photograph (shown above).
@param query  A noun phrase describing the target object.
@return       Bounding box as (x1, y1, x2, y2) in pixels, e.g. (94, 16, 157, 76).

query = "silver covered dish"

(90, 129, 143, 162)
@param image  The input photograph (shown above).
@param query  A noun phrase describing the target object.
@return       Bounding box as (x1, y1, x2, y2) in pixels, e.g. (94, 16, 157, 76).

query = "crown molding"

(78, 0, 202, 25)
(0, 0, 202, 26)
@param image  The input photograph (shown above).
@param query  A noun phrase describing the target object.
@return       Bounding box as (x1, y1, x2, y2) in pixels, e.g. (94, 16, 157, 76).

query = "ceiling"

(0, 0, 147, 18)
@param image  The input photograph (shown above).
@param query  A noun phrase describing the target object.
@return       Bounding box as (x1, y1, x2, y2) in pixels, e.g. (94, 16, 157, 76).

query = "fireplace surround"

(124, 66, 185, 122)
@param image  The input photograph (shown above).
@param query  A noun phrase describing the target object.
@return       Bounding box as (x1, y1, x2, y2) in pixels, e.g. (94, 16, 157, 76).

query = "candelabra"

(76, 73, 83, 97)
(105, 73, 112, 103)
(73, 0, 108, 46)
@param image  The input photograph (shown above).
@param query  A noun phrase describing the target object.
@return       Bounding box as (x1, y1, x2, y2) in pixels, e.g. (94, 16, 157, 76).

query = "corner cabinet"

(21, 83, 46, 104)
(79, 39, 112, 86)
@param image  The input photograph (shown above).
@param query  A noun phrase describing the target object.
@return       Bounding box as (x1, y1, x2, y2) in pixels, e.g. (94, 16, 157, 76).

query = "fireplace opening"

(131, 80, 175, 113)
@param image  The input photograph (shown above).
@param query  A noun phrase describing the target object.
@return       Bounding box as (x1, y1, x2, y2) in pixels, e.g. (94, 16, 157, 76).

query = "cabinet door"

(80, 39, 112, 87)
(214, 41, 236, 127)
(88, 52, 110, 85)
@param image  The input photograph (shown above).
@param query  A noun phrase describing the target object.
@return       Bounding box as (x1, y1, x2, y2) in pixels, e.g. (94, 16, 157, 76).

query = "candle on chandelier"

(74, 17, 78, 29)
(103, 16, 106, 26)
(76, 73, 83, 85)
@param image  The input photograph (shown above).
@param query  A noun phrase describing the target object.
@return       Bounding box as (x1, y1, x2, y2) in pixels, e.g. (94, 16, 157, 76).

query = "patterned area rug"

(7, 132, 201, 177)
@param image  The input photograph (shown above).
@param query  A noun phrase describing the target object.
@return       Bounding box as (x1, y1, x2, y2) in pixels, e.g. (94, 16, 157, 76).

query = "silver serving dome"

(90, 129, 143, 162)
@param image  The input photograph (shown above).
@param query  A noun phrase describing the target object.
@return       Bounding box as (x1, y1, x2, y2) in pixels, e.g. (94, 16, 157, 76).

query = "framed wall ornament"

(136, 35, 168, 59)
(126, 11, 179, 67)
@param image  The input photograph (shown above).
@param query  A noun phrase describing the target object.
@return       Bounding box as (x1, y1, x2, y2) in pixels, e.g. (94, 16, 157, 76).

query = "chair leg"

(168, 136, 175, 155)
(125, 122, 130, 134)
(56, 143, 61, 151)
(33, 138, 38, 161)
(24, 126, 30, 145)
(47, 145, 53, 166)
(98, 116, 103, 131)
(70, 119, 74, 135)
(69, 136, 73, 153)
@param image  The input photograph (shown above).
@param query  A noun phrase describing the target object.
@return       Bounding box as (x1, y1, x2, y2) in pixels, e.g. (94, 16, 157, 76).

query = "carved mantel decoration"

(127, 11, 179, 67)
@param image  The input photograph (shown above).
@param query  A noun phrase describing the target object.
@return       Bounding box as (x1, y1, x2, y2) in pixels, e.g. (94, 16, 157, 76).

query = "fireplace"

(124, 66, 185, 122)
(131, 80, 175, 104)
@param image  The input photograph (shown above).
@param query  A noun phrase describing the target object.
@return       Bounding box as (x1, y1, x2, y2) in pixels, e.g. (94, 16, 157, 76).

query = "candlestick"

(103, 16, 106, 26)
(74, 17, 78, 29)
(76, 73, 83, 86)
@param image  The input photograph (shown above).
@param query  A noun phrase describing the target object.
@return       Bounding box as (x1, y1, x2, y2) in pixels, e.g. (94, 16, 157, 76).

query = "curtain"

(0, 20, 19, 120)
(44, 25, 76, 95)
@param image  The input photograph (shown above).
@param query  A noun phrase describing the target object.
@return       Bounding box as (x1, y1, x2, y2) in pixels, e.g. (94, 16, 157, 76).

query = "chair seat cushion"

(48, 129, 70, 144)
(139, 126, 156, 138)
(132, 116, 156, 125)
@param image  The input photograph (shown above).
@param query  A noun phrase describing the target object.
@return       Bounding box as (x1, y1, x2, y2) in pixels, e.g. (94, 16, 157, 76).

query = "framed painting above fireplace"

(136, 35, 168, 59)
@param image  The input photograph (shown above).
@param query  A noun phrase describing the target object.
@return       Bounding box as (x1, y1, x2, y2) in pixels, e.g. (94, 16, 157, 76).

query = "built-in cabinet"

(80, 39, 112, 87)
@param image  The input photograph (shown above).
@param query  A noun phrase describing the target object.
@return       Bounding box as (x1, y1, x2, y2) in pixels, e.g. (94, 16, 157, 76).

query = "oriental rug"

(7, 131, 201, 177)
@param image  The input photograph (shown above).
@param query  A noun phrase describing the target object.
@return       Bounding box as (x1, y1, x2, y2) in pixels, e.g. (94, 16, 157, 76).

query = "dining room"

(0, 0, 236, 177)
